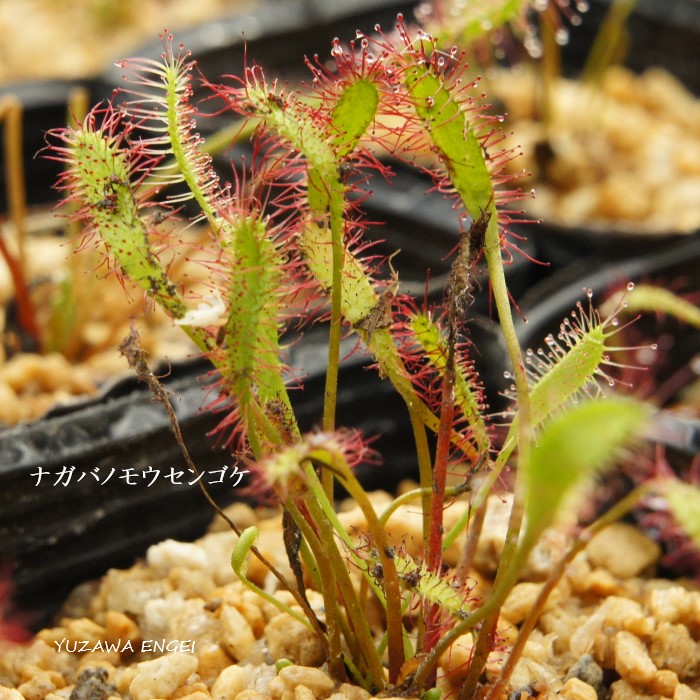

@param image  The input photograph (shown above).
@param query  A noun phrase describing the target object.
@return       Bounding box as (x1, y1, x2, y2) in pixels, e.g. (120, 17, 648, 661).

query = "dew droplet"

(555, 28, 569, 45)
(650, 343, 658, 351)
(503, 371, 512, 379)
(627, 281, 635, 291)
(608, 379, 615, 387)
(524, 37, 542, 59)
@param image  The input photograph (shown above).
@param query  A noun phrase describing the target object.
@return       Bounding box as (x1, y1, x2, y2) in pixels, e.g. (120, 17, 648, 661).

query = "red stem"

(0, 235, 40, 346)
(424, 357, 456, 652)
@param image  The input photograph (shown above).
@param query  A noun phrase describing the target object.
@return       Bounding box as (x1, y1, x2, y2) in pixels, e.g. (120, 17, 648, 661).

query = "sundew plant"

(44, 13, 686, 698)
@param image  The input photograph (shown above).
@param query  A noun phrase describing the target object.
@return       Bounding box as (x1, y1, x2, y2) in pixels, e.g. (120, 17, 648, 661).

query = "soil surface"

(0, 214, 211, 424)
(1, 494, 699, 700)
(490, 65, 700, 234)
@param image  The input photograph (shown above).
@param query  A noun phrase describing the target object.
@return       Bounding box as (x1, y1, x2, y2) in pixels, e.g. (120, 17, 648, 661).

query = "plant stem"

(454, 494, 487, 581)
(582, 0, 638, 85)
(427, 360, 456, 573)
(332, 456, 405, 684)
(301, 465, 387, 687)
(424, 336, 457, 656)
(458, 222, 532, 699)
(321, 190, 345, 499)
(409, 405, 435, 543)
(286, 497, 346, 681)
(0, 96, 40, 349)
(485, 482, 652, 699)
(537, 13, 560, 129)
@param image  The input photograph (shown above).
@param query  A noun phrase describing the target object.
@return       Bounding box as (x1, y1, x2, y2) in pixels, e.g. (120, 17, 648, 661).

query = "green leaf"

(231, 526, 259, 579)
(330, 78, 379, 158)
(220, 214, 295, 442)
(70, 131, 189, 320)
(664, 480, 700, 547)
(384, 551, 475, 621)
(404, 65, 493, 217)
(624, 285, 700, 330)
(409, 312, 490, 454)
(523, 397, 651, 545)
(230, 525, 311, 628)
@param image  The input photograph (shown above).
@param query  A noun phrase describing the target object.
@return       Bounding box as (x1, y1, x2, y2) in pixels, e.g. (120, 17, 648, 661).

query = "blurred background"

(0, 0, 259, 85)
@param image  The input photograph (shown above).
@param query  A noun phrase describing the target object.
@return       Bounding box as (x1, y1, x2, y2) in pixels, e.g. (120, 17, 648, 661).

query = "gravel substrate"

(2, 495, 700, 699)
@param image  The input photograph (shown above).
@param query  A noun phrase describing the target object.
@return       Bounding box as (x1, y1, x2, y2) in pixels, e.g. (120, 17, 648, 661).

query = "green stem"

(286, 497, 346, 681)
(329, 454, 405, 684)
(321, 174, 346, 499)
(582, 0, 637, 85)
(486, 482, 652, 699)
(409, 403, 434, 544)
(454, 494, 487, 581)
(305, 466, 388, 607)
(537, 13, 560, 130)
(458, 227, 532, 700)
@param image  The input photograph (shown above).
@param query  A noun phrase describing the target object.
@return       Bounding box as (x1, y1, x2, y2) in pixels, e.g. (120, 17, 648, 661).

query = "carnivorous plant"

(44, 12, 698, 698)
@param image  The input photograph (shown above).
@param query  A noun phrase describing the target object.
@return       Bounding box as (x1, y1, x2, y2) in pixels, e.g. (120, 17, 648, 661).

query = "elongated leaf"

(523, 397, 651, 545)
(330, 78, 379, 157)
(623, 285, 700, 330)
(231, 526, 311, 627)
(404, 65, 494, 217)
